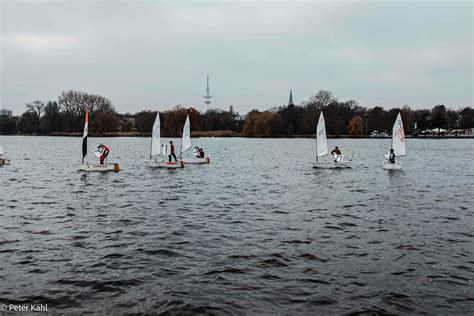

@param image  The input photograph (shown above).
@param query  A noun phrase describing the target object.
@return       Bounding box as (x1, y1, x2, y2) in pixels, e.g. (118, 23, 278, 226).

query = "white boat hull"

(0, 158, 11, 165)
(312, 160, 352, 169)
(383, 160, 402, 170)
(79, 163, 120, 172)
(180, 157, 210, 164)
(145, 160, 184, 169)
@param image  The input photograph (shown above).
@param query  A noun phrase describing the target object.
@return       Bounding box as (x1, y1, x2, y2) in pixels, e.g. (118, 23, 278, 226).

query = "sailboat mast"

(316, 141, 318, 162)
(149, 134, 153, 161)
(82, 111, 88, 165)
(390, 121, 394, 150)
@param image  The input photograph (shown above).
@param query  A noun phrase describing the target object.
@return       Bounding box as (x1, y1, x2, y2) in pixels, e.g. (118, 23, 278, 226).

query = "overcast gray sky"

(1, 0, 472, 115)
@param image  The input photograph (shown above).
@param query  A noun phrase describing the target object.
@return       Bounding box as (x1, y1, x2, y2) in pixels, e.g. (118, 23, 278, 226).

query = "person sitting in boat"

(198, 147, 205, 158)
(97, 143, 110, 165)
(169, 141, 177, 162)
(331, 146, 342, 161)
(193, 146, 204, 158)
(331, 146, 342, 156)
(388, 148, 396, 163)
(193, 146, 200, 157)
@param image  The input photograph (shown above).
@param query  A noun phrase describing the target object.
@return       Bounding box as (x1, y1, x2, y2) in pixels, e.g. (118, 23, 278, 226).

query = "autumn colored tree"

(134, 111, 157, 133)
(243, 111, 281, 137)
(348, 116, 364, 135)
(187, 107, 203, 131)
(90, 112, 120, 134)
(4, 88, 472, 137)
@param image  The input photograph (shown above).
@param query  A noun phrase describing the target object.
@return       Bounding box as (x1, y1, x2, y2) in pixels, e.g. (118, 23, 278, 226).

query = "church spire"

(288, 89, 294, 106)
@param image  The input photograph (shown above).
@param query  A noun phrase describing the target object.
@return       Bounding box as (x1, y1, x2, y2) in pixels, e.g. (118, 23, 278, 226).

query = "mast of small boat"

(390, 129, 393, 153)
(149, 134, 153, 161)
(82, 112, 88, 164)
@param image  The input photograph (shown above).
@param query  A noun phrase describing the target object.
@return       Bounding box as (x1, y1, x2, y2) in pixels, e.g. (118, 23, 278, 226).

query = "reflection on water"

(0, 136, 473, 314)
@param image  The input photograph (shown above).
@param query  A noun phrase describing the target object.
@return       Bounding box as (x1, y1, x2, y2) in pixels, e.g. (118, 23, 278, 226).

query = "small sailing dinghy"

(312, 111, 353, 169)
(145, 112, 184, 169)
(78, 112, 120, 172)
(383, 112, 405, 170)
(179, 115, 210, 164)
(0, 146, 11, 165)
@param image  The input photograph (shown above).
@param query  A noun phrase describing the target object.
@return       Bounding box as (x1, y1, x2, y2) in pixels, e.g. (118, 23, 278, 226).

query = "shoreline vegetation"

(1, 89, 472, 138)
(3, 131, 472, 139)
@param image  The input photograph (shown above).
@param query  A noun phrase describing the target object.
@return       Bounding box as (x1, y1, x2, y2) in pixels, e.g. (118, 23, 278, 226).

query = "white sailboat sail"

(150, 112, 161, 157)
(0, 145, 3, 156)
(181, 115, 191, 154)
(391, 112, 406, 156)
(316, 111, 328, 157)
(145, 112, 185, 168)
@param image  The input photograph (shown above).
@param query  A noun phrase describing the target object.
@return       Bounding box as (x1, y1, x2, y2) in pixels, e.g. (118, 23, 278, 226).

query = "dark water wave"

(0, 137, 473, 314)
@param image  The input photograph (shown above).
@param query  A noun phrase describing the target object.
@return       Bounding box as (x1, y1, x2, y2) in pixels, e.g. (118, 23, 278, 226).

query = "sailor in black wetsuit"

(388, 148, 396, 163)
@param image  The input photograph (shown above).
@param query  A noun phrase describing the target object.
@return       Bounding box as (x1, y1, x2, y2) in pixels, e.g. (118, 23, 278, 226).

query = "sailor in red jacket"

(169, 141, 177, 162)
(97, 143, 110, 165)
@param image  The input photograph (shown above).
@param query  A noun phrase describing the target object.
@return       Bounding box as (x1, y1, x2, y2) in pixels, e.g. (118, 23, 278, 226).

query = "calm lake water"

(0, 136, 473, 315)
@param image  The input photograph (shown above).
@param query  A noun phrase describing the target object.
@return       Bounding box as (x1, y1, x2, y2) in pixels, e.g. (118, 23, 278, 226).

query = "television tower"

(204, 74, 212, 109)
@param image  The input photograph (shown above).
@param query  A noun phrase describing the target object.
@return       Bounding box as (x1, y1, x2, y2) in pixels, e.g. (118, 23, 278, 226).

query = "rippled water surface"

(0, 136, 473, 315)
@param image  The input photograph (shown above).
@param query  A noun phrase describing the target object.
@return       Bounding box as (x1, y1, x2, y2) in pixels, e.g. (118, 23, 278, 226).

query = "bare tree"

(308, 90, 337, 109)
(26, 100, 45, 121)
(58, 90, 115, 132)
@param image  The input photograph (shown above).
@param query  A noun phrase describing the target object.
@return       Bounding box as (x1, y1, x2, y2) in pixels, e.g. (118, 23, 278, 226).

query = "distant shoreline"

(1, 132, 472, 139)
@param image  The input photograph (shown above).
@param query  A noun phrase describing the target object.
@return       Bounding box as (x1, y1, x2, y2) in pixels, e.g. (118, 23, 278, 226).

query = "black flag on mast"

(82, 112, 88, 164)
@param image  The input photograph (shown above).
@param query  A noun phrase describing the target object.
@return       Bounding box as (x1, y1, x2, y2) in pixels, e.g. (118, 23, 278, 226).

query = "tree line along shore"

(9, 132, 473, 139)
(0, 89, 472, 138)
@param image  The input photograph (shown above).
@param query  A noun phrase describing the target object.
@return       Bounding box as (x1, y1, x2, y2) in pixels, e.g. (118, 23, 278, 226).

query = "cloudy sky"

(1, 0, 472, 115)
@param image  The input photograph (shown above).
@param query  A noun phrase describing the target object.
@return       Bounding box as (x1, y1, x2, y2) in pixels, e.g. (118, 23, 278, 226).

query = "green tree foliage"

(431, 104, 448, 128)
(40, 101, 62, 133)
(17, 111, 40, 134)
(459, 107, 474, 129)
(0, 116, 17, 134)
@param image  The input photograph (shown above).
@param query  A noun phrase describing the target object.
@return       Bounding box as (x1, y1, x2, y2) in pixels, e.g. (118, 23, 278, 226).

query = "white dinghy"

(312, 111, 353, 169)
(179, 115, 210, 164)
(145, 112, 184, 169)
(0, 146, 11, 165)
(78, 112, 120, 172)
(383, 112, 406, 170)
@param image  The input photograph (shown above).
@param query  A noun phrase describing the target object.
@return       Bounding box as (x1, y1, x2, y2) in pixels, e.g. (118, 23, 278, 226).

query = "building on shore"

(0, 109, 13, 117)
